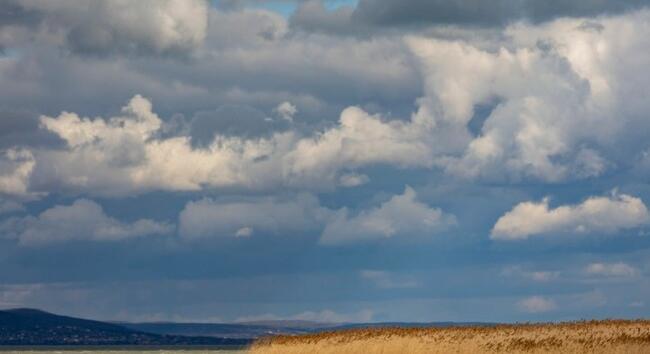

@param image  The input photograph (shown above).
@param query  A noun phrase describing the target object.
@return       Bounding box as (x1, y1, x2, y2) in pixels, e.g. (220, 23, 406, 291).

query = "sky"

(1, 0, 650, 324)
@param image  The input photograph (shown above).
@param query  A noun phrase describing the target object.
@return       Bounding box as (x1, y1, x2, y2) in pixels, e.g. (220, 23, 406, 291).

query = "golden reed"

(249, 320, 650, 354)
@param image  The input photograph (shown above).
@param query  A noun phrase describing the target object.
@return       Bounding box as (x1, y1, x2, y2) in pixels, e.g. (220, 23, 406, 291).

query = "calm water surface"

(0, 347, 246, 354)
(0, 351, 244, 354)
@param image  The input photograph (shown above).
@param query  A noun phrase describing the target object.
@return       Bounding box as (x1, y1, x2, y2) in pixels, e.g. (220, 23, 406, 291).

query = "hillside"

(0, 308, 249, 346)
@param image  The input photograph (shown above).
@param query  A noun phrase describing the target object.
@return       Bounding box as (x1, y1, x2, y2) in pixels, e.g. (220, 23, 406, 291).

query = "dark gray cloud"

(289, 0, 362, 35)
(0, 5, 419, 130)
(0, 0, 209, 57)
(351, 0, 649, 27)
(0, 1, 41, 27)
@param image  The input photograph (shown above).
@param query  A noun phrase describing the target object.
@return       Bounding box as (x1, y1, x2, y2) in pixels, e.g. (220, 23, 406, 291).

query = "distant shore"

(0, 345, 247, 351)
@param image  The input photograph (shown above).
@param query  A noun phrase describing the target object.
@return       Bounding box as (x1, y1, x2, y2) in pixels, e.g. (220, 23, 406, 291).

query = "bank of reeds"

(249, 320, 650, 354)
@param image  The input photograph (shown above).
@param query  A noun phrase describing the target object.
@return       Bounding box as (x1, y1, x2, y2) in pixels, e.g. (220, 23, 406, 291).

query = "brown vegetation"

(249, 320, 650, 354)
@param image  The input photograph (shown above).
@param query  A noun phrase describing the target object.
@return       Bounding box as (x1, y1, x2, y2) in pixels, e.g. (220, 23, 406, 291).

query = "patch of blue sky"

(0, 48, 21, 59)
(218, 0, 359, 17)
(253, 1, 297, 17)
(324, 0, 358, 10)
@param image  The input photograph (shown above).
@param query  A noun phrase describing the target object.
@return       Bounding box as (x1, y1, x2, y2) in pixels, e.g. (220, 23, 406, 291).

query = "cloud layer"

(352, 0, 647, 27)
(3, 9, 650, 197)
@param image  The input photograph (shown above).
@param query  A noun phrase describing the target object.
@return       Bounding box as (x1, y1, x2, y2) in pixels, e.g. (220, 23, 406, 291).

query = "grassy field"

(249, 320, 650, 354)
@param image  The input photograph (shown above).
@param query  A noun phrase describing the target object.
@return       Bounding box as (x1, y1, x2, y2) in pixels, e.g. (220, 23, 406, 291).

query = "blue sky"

(0, 0, 650, 324)
(243, 0, 358, 16)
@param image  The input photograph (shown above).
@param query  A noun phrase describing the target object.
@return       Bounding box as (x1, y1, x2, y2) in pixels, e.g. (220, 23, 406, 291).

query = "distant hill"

(122, 320, 334, 339)
(330, 321, 496, 330)
(236, 319, 336, 329)
(123, 319, 495, 339)
(0, 308, 496, 345)
(0, 308, 249, 346)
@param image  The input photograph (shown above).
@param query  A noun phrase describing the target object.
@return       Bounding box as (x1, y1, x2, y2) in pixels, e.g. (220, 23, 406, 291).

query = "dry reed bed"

(249, 320, 650, 354)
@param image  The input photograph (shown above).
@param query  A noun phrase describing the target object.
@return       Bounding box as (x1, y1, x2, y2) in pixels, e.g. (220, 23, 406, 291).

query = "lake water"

(0, 348, 246, 354)
(0, 351, 244, 354)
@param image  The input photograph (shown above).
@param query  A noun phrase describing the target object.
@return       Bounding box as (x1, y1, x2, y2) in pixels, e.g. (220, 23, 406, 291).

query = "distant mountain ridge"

(0, 308, 249, 346)
(0, 308, 496, 345)
(123, 319, 497, 339)
(121, 320, 336, 340)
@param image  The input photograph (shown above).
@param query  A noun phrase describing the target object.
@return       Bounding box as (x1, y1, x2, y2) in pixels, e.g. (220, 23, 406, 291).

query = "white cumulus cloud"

(0, 149, 36, 197)
(491, 192, 650, 240)
(179, 186, 454, 245)
(517, 296, 557, 313)
(33, 95, 293, 195)
(22, 95, 437, 196)
(407, 10, 650, 182)
(275, 101, 298, 122)
(1, 199, 172, 245)
(284, 107, 435, 187)
(179, 194, 329, 239)
(338, 173, 369, 187)
(320, 186, 455, 244)
(585, 262, 638, 278)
